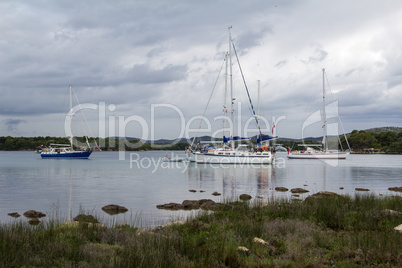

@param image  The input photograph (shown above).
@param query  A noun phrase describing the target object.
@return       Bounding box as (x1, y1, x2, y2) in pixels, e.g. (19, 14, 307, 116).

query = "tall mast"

(223, 52, 228, 140)
(257, 80, 260, 143)
(69, 84, 74, 149)
(228, 26, 235, 149)
(322, 69, 328, 152)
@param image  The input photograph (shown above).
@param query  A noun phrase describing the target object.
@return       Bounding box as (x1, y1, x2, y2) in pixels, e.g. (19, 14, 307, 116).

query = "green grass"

(1, 194, 401, 267)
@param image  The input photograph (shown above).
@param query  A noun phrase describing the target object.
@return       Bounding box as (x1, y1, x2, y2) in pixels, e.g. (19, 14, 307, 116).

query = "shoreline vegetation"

(1, 193, 401, 266)
(1, 128, 402, 153)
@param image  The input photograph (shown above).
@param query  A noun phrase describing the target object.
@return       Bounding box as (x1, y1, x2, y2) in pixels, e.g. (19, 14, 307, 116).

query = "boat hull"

(287, 152, 349, 160)
(41, 151, 92, 159)
(190, 152, 273, 164)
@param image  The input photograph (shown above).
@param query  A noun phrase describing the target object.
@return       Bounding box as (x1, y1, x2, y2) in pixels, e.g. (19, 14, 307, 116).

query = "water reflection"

(0, 152, 401, 226)
(185, 163, 273, 199)
(184, 153, 402, 201)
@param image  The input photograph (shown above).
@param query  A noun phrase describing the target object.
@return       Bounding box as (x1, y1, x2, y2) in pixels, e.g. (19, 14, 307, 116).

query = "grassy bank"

(1, 194, 401, 267)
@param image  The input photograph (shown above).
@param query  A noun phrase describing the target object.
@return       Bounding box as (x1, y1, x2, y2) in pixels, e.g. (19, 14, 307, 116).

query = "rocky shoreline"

(1, 191, 401, 267)
(6, 186, 402, 224)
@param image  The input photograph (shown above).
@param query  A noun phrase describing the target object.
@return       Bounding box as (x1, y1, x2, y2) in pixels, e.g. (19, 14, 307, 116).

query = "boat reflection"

(185, 163, 273, 199)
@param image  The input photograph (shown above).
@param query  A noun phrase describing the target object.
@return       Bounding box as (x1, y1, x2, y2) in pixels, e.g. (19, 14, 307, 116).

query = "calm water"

(0, 151, 401, 227)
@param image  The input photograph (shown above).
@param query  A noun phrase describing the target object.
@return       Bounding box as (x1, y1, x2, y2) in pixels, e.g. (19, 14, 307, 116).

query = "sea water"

(0, 151, 401, 227)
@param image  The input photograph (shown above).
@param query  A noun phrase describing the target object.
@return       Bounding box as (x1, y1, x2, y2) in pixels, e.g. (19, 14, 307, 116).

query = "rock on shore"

(157, 199, 220, 210)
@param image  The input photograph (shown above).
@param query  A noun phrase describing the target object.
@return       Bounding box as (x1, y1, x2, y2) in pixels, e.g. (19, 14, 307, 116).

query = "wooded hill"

(0, 127, 401, 153)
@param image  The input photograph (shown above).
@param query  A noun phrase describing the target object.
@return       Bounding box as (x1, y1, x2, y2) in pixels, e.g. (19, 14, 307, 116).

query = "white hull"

(287, 151, 349, 160)
(189, 151, 274, 164)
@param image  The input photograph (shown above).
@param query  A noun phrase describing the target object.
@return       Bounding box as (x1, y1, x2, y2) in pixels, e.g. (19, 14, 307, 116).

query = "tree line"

(0, 136, 190, 151)
(341, 130, 402, 153)
(1, 130, 401, 153)
(275, 130, 402, 153)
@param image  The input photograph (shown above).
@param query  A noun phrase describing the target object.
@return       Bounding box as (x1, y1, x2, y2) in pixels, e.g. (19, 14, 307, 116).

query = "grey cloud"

(127, 64, 188, 84)
(3, 119, 26, 132)
(307, 47, 328, 63)
(147, 47, 167, 58)
(236, 27, 273, 52)
(275, 60, 287, 69)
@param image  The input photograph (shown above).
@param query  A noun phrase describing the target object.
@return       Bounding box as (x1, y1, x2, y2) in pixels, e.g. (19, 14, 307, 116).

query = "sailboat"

(41, 85, 93, 159)
(287, 69, 350, 160)
(187, 27, 277, 164)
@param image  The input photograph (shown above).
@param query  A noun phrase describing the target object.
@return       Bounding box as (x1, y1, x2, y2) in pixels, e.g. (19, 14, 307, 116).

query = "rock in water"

(239, 194, 252, 201)
(388, 187, 402, 192)
(275, 187, 288, 192)
(182, 200, 201, 209)
(304, 191, 341, 202)
(355, 188, 370, 192)
(8, 212, 20, 218)
(23, 210, 46, 218)
(290, 188, 309, 194)
(101, 204, 129, 215)
(28, 219, 41, 225)
(157, 199, 219, 211)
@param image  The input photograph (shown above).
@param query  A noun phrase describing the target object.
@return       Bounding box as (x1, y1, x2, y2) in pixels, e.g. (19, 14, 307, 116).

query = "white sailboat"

(41, 85, 95, 159)
(287, 69, 350, 160)
(187, 27, 276, 164)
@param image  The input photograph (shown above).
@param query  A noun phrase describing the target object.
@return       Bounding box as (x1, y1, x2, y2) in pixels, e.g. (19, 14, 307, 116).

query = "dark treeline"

(0, 136, 190, 151)
(341, 130, 402, 153)
(275, 130, 402, 153)
(1, 129, 402, 153)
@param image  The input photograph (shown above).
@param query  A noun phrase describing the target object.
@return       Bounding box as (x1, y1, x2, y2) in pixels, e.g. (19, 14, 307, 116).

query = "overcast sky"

(1, 0, 401, 140)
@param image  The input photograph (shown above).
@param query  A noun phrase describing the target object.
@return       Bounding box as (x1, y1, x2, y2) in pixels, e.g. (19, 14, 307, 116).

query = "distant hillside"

(363, 126, 402, 134)
(276, 137, 322, 142)
(109, 135, 323, 143)
(109, 126, 402, 144)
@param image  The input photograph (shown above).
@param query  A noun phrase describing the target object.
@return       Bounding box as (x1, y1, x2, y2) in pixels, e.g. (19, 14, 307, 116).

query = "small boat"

(41, 144, 92, 159)
(288, 69, 350, 160)
(34, 146, 43, 154)
(162, 153, 184, 162)
(163, 156, 184, 162)
(187, 27, 277, 164)
(41, 85, 94, 159)
(287, 146, 349, 160)
(189, 144, 274, 164)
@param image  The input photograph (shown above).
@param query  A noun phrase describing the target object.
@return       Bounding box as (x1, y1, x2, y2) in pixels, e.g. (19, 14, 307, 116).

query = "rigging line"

(324, 71, 351, 151)
(231, 42, 262, 138)
(190, 57, 226, 148)
(297, 79, 319, 143)
(73, 93, 90, 148)
(72, 87, 96, 148)
(50, 86, 70, 139)
(324, 73, 342, 150)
